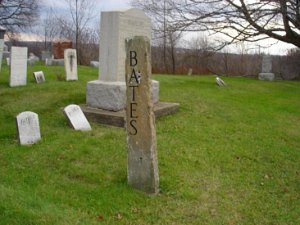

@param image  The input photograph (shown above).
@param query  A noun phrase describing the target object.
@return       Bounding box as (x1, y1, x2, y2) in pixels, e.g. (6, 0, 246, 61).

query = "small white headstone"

(216, 77, 227, 87)
(6, 57, 10, 66)
(16, 111, 41, 145)
(0, 39, 4, 72)
(33, 71, 45, 83)
(9, 46, 28, 87)
(64, 49, 78, 81)
(63, 104, 91, 131)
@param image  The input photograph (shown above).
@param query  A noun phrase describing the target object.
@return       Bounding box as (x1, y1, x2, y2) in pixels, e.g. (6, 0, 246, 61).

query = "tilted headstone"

(9, 46, 28, 87)
(0, 26, 6, 73)
(125, 36, 159, 194)
(16, 111, 41, 145)
(64, 49, 78, 81)
(33, 71, 45, 83)
(258, 55, 275, 81)
(63, 104, 91, 131)
(86, 8, 159, 111)
(216, 77, 227, 87)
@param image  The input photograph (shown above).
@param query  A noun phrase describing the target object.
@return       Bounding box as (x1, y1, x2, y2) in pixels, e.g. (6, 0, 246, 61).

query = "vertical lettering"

(130, 51, 137, 66)
(130, 103, 138, 118)
(129, 120, 138, 135)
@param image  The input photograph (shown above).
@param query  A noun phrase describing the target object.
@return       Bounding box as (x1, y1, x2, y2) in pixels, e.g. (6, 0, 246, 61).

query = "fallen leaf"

(96, 214, 104, 221)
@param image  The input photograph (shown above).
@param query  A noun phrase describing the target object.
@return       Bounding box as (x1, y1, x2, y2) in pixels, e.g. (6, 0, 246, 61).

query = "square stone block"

(86, 80, 159, 111)
(258, 73, 275, 81)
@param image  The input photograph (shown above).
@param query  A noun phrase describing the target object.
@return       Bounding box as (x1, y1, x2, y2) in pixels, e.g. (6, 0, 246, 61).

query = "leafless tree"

(161, 0, 300, 48)
(0, 0, 39, 31)
(131, 0, 184, 73)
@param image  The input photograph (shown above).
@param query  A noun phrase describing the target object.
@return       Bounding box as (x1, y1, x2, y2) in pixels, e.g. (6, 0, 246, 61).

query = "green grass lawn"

(0, 62, 299, 225)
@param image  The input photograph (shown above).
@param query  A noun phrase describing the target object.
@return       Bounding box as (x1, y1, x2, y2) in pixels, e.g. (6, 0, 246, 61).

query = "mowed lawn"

(0, 62, 299, 225)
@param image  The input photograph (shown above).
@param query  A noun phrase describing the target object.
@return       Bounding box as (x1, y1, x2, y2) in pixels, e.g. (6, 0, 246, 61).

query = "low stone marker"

(6, 57, 10, 66)
(41, 50, 52, 61)
(258, 55, 275, 81)
(33, 71, 45, 83)
(64, 49, 78, 81)
(125, 36, 159, 194)
(63, 104, 91, 131)
(16, 111, 41, 145)
(187, 68, 193, 76)
(9, 46, 28, 87)
(216, 76, 227, 87)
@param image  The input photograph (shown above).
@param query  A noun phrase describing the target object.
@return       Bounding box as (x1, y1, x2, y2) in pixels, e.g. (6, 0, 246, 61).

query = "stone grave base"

(86, 80, 160, 111)
(80, 102, 179, 127)
(258, 73, 275, 81)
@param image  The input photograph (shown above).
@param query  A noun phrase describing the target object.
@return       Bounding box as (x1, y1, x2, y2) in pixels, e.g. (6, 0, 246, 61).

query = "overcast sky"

(42, 0, 131, 12)
(38, 0, 293, 55)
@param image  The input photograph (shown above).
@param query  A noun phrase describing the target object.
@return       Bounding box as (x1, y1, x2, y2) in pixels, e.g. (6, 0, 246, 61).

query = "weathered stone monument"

(258, 55, 275, 81)
(86, 8, 159, 111)
(27, 52, 39, 66)
(125, 36, 159, 194)
(9, 46, 28, 87)
(216, 76, 227, 87)
(0, 26, 6, 73)
(64, 49, 78, 81)
(33, 71, 45, 83)
(63, 104, 91, 131)
(41, 50, 52, 61)
(16, 111, 41, 145)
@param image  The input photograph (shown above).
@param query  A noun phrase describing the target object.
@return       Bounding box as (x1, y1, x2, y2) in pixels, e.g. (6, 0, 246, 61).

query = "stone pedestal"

(258, 73, 275, 81)
(86, 80, 159, 111)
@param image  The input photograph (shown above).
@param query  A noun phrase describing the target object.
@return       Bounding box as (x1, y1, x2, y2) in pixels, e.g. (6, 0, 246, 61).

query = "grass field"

(0, 62, 299, 225)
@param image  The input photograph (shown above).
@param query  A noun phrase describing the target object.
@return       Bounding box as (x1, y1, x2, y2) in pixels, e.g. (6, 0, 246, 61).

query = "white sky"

(37, 0, 296, 55)
(42, 0, 131, 12)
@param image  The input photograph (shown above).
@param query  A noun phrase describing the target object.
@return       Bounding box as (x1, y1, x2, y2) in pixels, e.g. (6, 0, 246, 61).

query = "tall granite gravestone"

(63, 104, 91, 131)
(64, 49, 78, 81)
(0, 26, 6, 73)
(258, 55, 275, 81)
(9, 47, 28, 87)
(16, 111, 41, 145)
(86, 8, 159, 111)
(125, 36, 159, 194)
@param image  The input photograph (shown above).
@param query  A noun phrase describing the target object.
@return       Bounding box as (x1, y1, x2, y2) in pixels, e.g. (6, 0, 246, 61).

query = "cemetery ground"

(0, 62, 299, 225)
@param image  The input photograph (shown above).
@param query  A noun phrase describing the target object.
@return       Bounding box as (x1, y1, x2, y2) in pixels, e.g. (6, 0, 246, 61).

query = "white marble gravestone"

(216, 77, 227, 87)
(64, 49, 78, 81)
(33, 71, 45, 83)
(6, 57, 10, 66)
(63, 104, 91, 131)
(259, 55, 275, 81)
(16, 111, 41, 145)
(86, 8, 159, 111)
(9, 47, 28, 87)
(0, 26, 5, 73)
